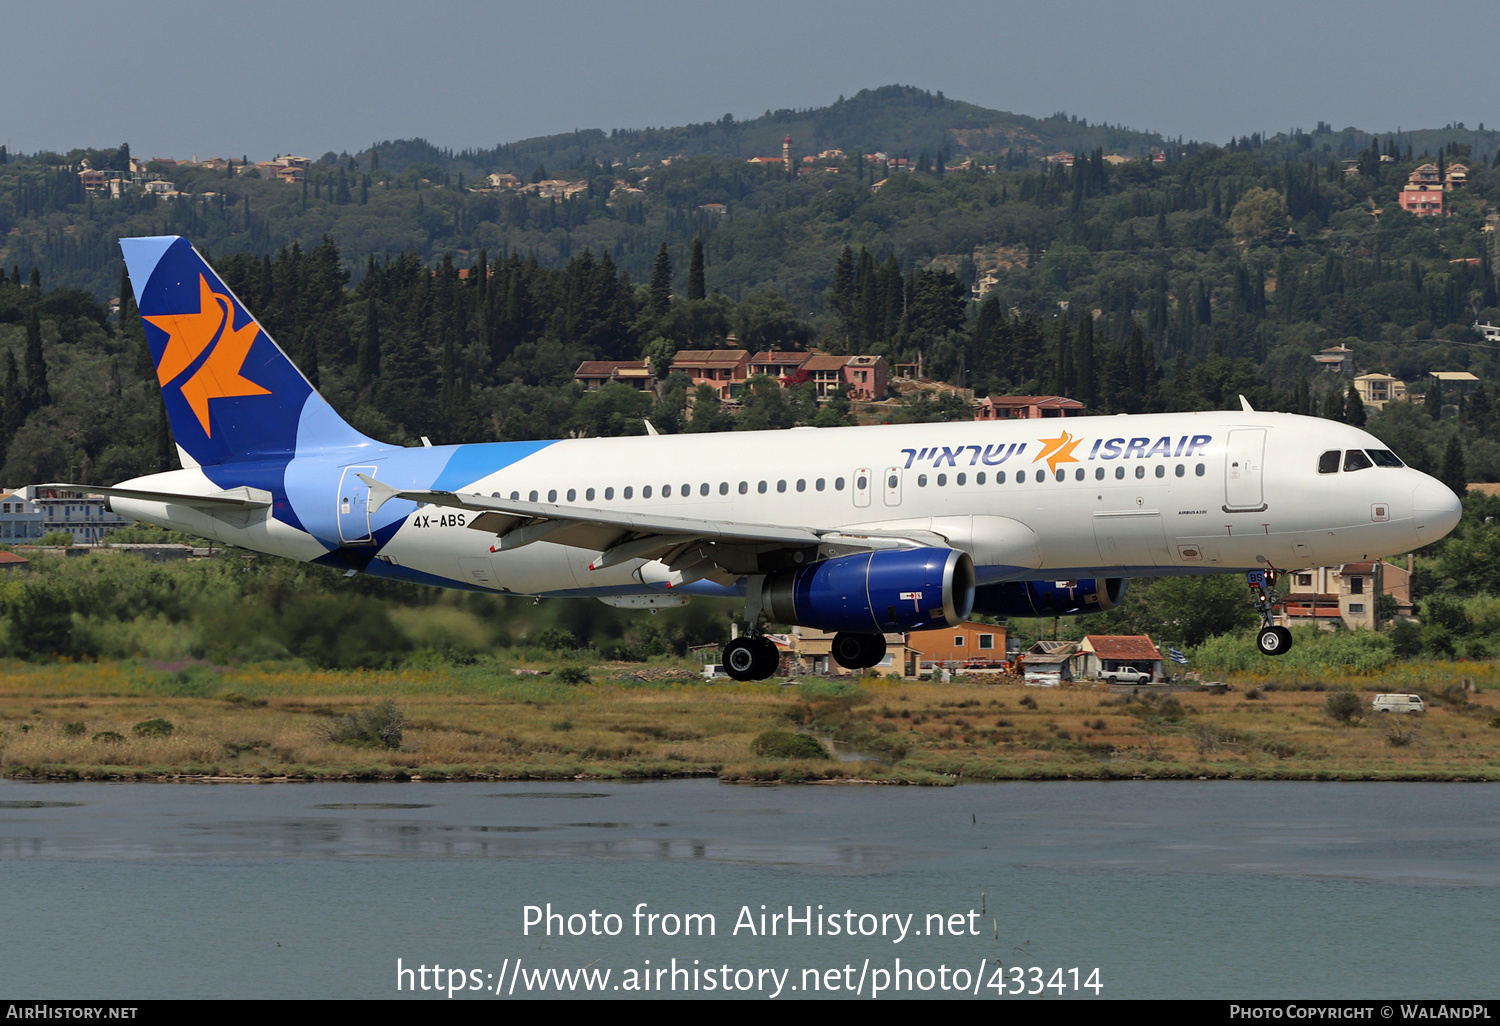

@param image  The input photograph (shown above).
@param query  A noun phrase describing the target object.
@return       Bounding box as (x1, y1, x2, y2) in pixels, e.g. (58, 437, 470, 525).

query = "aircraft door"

(853, 467, 872, 508)
(1224, 429, 1267, 512)
(882, 466, 902, 506)
(337, 465, 377, 544)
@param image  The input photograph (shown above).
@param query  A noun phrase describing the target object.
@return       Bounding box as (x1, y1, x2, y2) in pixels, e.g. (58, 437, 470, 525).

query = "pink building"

(671, 349, 751, 399)
(974, 395, 1086, 420)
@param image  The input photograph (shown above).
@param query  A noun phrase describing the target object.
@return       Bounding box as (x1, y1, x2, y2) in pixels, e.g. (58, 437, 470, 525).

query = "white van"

(1372, 693, 1426, 714)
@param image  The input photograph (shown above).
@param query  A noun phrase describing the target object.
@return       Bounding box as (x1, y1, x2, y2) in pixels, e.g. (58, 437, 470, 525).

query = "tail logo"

(143, 274, 271, 436)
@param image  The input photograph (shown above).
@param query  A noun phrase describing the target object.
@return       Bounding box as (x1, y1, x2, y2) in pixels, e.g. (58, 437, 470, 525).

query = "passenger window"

(1155, 466, 1165, 478)
(605, 487, 614, 500)
(1095, 468, 1104, 480)
(1017, 470, 1027, 483)
(956, 473, 966, 485)
(548, 489, 557, 502)
(887, 474, 897, 489)
(996, 471, 1006, 484)
(835, 478, 845, 490)
(662, 485, 671, 497)
(1195, 464, 1204, 477)
(1175, 465, 1184, 478)
(777, 480, 786, 493)
(816, 478, 826, 491)
(642, 486, 652, 498)
(699, 483, 708, 496)
(511, 491, 520, 501)
(719, 482, 728, 495)
(976, 472, 986, 485)
(855, 475, 866, 490)
(1344, 449, 1373, 472)
(1135, 466, 1145, 479)
(1115, 467, 1125, 480)
(529, 490, 538, 502)
(758, 481, 767, 493)
(1318, 450, 1341, 474)
(918, 474, 928, 487)
(1075, 468, 1084, 481)
(937, 474, 947, 486)
(623, 486, 633, 499)
(796, 479, 806, 492)
(682, 483, 691, 496)
(739, 482, 748, 494)
(586, 488, 595, 501)
(566, 488, 576, 502)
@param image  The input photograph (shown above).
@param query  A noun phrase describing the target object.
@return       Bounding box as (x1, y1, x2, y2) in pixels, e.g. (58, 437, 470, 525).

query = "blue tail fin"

(121, 236, 371, 467)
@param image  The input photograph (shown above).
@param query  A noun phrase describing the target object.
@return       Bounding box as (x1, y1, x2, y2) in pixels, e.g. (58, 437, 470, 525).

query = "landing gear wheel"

(1257, 626, 1293, 657)
(723, 638, 762, 681)
(751, 636, 781, 679)
(832, 632, 887, 670)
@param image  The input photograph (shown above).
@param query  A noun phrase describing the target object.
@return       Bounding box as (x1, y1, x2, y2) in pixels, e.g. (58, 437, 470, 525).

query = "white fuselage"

(110, 410, 1461, 598)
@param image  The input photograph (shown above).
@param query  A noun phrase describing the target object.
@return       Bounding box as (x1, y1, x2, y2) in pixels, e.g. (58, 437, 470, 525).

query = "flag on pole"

(1168, 648, 1188, 665)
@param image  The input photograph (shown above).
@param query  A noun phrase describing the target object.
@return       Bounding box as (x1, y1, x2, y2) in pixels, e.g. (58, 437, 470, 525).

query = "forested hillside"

(1, 85, 1499, 490)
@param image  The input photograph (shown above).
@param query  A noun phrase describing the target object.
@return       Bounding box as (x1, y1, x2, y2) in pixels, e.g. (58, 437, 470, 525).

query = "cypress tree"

(1440, 433, 1467, 495)
(1322, 384, 1344, 421)
(1345, 382, 1366, 426)
(687, 238, 706, 301)
(649, 243, 672, 315)
(1427, 377, 1444, 420)
(24, 304, 48, 411)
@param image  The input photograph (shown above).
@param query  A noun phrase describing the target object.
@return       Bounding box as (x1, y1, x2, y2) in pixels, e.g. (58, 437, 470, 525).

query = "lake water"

(0, 778, 1495, 999)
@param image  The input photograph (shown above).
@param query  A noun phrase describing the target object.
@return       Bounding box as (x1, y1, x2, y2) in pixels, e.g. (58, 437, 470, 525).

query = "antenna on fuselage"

(1239, 395, 1255, 412)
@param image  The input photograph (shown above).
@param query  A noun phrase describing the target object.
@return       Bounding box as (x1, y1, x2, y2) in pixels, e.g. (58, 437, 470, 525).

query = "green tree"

(649, 243, 672, 316)
(687, 237, 706, 301)
(1439, 433, 1467, 495)
(1227, 187, 1289, 244)
(1345, 383, 1366, 427)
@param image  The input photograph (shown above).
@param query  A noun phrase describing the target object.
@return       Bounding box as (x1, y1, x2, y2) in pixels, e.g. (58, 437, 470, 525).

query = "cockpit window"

(1344, 449, 1373, 472)
(1318, 450, 1341, 474)
(1367, 449, 1404, 467)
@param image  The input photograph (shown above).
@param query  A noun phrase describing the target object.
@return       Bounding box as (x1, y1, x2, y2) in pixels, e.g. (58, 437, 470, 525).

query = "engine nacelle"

(758, 547, 975, 634)
(971, 577, 1127, 618)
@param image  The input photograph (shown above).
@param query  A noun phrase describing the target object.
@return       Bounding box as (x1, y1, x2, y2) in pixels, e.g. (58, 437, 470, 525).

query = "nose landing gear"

(1248, 569, 1293, 656)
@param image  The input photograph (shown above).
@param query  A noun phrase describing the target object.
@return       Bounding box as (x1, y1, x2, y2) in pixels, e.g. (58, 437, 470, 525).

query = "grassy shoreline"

(1, 659, 1497, 785)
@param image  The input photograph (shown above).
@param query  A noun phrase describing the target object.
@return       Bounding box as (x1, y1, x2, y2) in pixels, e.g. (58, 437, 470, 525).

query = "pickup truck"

(1104, 667, 1153, 685)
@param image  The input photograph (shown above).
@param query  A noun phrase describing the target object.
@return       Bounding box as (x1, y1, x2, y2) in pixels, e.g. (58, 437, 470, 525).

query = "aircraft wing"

(361, 474, 945, 583)
(34, 483, 273, 509)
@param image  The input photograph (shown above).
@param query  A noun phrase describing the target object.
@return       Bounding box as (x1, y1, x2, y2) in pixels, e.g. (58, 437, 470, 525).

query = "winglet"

(1239, 395, 1255, 412)
(643, 419, 660, 437)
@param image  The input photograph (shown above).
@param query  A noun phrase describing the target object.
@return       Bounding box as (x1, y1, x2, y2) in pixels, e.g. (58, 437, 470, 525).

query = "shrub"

(320, 700, 405, 749)
(61, 722, 86, 737)
(91, 731, 125, 744)
(132, 718, 175, 737)
(555, 666, 592, 685)
(750, 730, 829, 760)
(1324, 690, 1364, 724)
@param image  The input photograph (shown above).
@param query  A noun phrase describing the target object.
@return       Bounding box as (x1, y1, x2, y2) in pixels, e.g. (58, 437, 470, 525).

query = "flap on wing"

(35, 483, 273, 509)
(361, 475, 825, 548)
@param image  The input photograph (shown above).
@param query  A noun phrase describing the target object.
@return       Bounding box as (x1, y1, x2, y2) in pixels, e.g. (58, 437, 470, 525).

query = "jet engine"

(971, 577, 1127, 618)
(756, 547, 975, 634)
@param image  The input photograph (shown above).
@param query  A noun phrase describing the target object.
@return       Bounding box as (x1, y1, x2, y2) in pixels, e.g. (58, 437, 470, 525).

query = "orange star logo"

(143, 274, 270, 436)
(1033, 430, 1083, 473)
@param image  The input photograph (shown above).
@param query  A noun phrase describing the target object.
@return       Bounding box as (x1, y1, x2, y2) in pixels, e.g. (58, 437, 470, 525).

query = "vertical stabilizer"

(121, 235, 371, 467)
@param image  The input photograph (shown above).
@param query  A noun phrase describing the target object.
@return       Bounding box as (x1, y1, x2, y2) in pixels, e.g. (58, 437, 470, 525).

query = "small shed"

(1022, 640, 1078, 686)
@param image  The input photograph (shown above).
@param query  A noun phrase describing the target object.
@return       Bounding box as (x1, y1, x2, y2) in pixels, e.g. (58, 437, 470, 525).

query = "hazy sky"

(5, 0, 1496, 159)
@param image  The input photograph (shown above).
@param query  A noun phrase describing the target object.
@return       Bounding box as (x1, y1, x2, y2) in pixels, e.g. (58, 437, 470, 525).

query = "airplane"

(53, 236, 1465, 681)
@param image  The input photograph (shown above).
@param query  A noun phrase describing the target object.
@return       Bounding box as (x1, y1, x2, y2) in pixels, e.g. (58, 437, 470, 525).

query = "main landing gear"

(832, 632, 887, 671)
(1248, 569, 1293, 657)
(723, 636, 780, 682)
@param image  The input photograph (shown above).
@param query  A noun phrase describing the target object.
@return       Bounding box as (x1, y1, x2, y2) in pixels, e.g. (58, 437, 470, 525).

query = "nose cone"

(1413, 477, 1462, 545)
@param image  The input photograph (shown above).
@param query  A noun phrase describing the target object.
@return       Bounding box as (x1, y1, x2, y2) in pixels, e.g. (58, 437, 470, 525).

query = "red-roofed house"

(671, 349, 751, 399)
(574, 360, 656, 393)
(1076, 635, 1163, 681)
(974, 395, 1086, 420)
(0, 551, 30, 572)
(748, 351, 813, 382)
